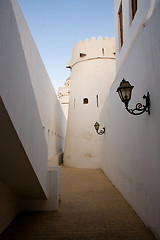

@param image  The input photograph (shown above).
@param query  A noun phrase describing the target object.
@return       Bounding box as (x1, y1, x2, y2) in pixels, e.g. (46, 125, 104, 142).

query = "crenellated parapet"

(66, 36, 115, 68)
(64, 36, 116, 169)
(57, 76, 71, 98)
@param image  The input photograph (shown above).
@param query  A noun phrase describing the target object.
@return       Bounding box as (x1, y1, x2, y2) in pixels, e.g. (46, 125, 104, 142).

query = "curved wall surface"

(64, 37, 116, 168)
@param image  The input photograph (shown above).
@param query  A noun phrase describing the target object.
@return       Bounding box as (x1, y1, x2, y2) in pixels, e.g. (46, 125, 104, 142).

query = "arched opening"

(83, 98, 88, 104)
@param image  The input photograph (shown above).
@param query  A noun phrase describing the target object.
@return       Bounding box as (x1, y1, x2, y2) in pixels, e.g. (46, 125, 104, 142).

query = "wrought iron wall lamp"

(116, 78, 150, 115)
(94, 122, 105, 135)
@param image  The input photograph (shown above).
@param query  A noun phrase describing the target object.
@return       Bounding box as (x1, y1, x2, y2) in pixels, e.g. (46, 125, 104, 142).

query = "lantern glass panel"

(94, 122, 100, 131)
(117, 79, 134, 103)
(121, 87, 132, 102)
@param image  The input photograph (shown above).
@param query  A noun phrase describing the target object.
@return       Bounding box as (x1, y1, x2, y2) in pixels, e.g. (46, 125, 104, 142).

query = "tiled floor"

(0, 167, 155, 240)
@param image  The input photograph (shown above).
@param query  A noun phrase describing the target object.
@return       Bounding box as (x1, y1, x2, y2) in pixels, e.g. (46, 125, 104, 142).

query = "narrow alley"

(0, 167, 155, 240)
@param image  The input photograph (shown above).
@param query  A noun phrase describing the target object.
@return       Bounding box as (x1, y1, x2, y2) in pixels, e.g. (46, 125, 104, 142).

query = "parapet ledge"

(73, 36, 115, 49)
(67, 36, 115, 68)
(81, 35, 114, 43)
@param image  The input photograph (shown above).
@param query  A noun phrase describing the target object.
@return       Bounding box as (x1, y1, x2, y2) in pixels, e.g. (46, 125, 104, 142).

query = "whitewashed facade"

(101, 1, 160, 238)
(0, 0, 66, 233)
(57, 76, 71, 120)
(64, 37, 116, 168)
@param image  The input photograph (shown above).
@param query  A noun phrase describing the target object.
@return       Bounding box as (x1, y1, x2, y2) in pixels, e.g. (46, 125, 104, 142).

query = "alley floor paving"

(0, 167, 156, 240)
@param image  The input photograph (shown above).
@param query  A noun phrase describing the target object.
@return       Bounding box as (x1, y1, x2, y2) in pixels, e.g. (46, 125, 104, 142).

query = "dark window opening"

(131, 0, 137, 20)
(96, 95, 99, 108)
(80, 53, 87, 57)
(74, 99, 76, 109)
(83, 98, 88, 104)
(118, 2, 123, 48)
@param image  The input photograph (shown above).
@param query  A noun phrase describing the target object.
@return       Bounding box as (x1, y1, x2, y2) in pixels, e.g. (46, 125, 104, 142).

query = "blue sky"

(17, 0, 115, 93)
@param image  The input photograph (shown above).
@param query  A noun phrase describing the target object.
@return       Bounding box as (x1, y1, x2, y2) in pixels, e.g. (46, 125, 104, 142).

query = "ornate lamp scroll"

(117, 78, 150, 116)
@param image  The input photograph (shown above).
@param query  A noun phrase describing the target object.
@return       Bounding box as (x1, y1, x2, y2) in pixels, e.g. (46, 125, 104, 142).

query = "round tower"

(64, 36, 116, 168)
(57, 76, 71, 120)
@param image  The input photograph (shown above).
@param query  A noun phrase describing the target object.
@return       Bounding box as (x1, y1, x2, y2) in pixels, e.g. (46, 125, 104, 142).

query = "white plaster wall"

(59, 95, 70, 120)
(58, 77, 71, 120)
(0, 0, 65, 232)
(21, 167, 61, 211)
(64, 37, 115, 168)
(11, 0, 66, 159)
(0, 0, 48, 198)
(101, 2, 160, 238)
(115, 0, 159, 72)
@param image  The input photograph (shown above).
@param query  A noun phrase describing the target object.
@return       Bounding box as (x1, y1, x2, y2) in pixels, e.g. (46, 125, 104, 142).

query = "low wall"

(48, 152, 64, 167)
(21, 167, 61, 211)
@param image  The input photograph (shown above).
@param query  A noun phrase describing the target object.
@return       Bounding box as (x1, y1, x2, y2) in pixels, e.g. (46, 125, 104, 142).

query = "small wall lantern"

(116, 78, 150, 115)
(94, 122, 105, 135)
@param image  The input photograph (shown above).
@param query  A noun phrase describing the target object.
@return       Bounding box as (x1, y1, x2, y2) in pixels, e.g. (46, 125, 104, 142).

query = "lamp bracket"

(125, 92, 150, 115)
(96, 127, 105, 135)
